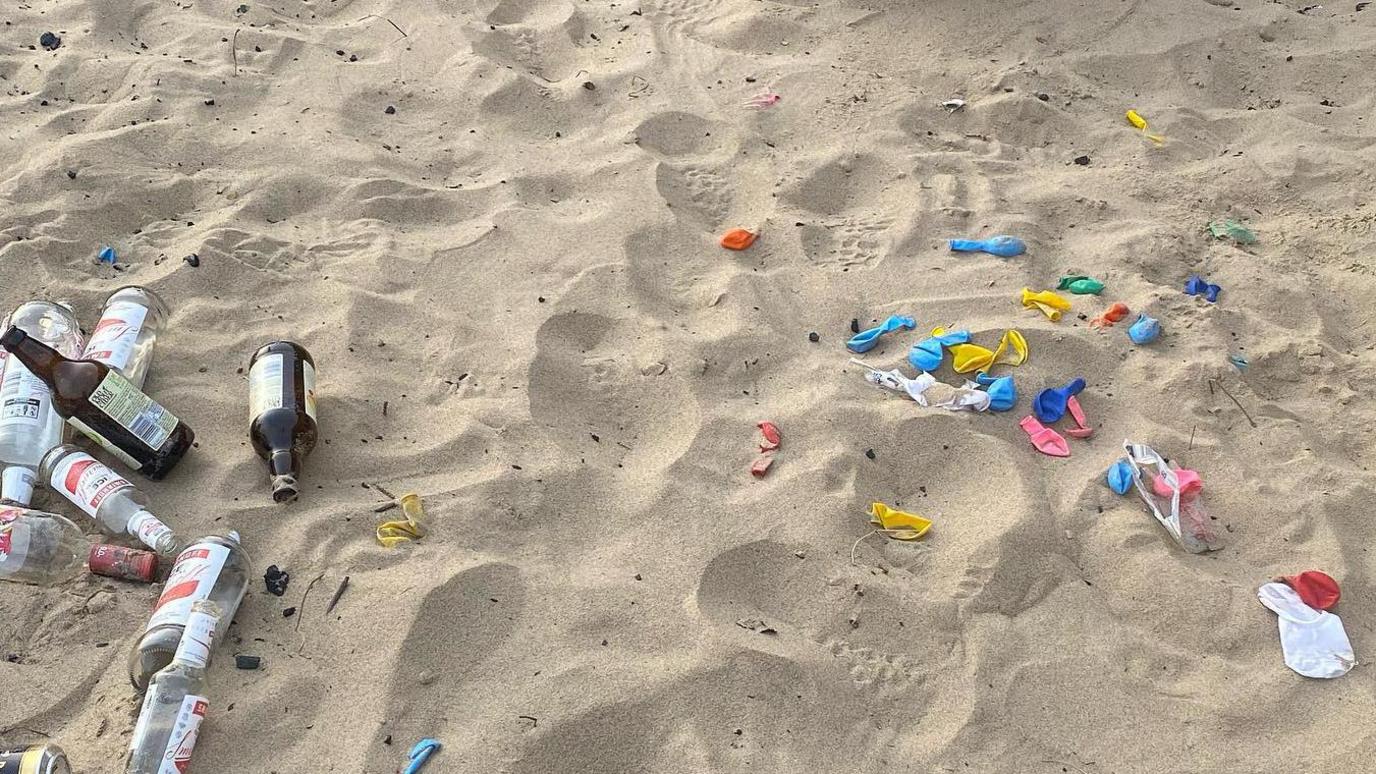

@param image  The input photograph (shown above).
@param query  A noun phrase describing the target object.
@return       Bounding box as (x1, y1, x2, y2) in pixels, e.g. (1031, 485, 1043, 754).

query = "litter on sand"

(1125, 109, 1165, 143)
(948, 235, 1026, 257)
(376, 492, 428, 547)
(1258, 582, 1355, 679)
(1208, 219, 1257, 244)
(868, 502, 932, 539)
(1020, 415, 1070, 457)
(1119, 441, 1222, 553)
(1057, 275, 1105, 295)
(403, 738, 443, 774)
(720, 228, 758, 250)
(1020, 288, 1072, 321)
(1128, 313, 1161, 344)
(1090, 302, 1130, 329)
(1185, 275, 1222, 302)
(847, 315, 916, 353)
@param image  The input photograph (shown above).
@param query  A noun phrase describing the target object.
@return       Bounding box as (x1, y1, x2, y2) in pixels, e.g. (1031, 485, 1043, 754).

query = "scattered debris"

(1073, 155, 1091, 165)
(1125, 109, 1165, 143)
(948, 235, 1026, 257)
(263, 565, 290, 596)
(1128, 313, 1161, 345)
(720, 228, 758, 251)
(182, 253, 200, 268)
(235, 655, 262, 670)
(384, 105, 396, 114)
(1185, 275, 1222, 303)
(735, 618, 778, 634)
(941, 98, 966, 113)
(40, 32, 61, 51)
(96, 247, 117, 265)
(744, 92, 781, 108)
(402, 738, 442, 774)
(377, 493, 428, 547)
(1208, 219, 1257, 244)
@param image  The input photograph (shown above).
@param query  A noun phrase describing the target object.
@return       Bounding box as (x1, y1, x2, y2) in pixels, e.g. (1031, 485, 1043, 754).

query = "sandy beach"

(3, 0, 1376, 771)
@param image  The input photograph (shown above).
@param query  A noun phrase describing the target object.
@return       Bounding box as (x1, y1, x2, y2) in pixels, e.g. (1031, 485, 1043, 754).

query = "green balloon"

(1056, 275, 1105, 295)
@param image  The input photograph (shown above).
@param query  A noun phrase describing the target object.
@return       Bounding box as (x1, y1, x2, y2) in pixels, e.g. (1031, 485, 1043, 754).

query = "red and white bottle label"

(146, 543, 231, 632)
(83, 301, 148, 373)
(50, 451, 132, 518)
(159, 695, 207, 774)
(0, 508, 32, 578)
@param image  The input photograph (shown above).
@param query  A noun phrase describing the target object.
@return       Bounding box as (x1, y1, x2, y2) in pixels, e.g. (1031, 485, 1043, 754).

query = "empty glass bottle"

(0, 302, 84, 505)
(40, 444, 179, 555)
(248, 341, 318, 502)
(0, 327, 194, 479)
(127, 600, 219, 774)
(81, 286, 169, 390)
(0, 505, 86, 586)
(129, 533, 250, 690)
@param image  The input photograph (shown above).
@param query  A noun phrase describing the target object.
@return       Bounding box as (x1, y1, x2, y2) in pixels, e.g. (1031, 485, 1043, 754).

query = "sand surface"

(3, 0, 1376, 771)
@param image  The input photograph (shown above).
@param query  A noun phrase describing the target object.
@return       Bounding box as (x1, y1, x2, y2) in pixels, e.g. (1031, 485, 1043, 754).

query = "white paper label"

(0, 363, 52, 430)
(249, 353, 284, 420)
(303, 359, 318, 421)
(50, 451, 131, 518)
(158, 694, 208, 774)
(146, 543, 231, 632)
(89, 371, 178, 450)
(0, 508, 33, 578)
(82, 301, 148, 373)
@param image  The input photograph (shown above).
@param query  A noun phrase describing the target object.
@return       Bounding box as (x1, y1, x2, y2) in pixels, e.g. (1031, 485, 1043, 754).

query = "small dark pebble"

(808, 331, 819, 343)
(40, 32, 61, 51)
(204, 99, 216, 106)
(1036, 92, 1050, 101)
(235, 4, 250, 13)
(581, 81, 596, 91)
(235, 655, 261, 670)
(850, 318, 860, 334)
(336, 50, 345, 56)
(384, 105, 396, 114)
(349, 54, 358, 62)
(263, 565, 289, 596)
(745, 76, 757, 83)
(634, 573, 643, 581)
(66, 170, 77, 179)
(183, 253, 200, 267)
(282, 607, 296, 618)
(1073, 155, 1091, 166)
(865, 449, 876, 460)
(383, 735, 393, 746)
(537, 296, 546, 303)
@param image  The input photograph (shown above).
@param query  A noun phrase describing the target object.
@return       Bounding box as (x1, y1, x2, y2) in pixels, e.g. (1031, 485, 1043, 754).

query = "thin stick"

(372, 483, 397, 500)
(1208, 378, 1257, 428)
(386, 18, 408, 37)
(373, 501, 398, 513)
(325, 576, 350, 615)
(232, 29, 240, 75)
(1188, 424, 1197, 451)
(295, 572, 325, 632)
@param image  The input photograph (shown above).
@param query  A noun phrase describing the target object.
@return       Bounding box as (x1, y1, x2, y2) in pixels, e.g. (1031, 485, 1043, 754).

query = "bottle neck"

(172, 608, 218, 669)
(269, 450, 300, 503)
(0, 467, 35, 507)
(0, 327, 64, 377)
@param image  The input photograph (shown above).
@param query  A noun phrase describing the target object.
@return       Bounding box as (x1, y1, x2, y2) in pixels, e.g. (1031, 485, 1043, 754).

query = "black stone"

(808, 332, 819, 343)
(40, 32, 61, 51)
(1074, 155, 1091, 166)
(263, 565, 289, 596)
(235, 654, 261, 670)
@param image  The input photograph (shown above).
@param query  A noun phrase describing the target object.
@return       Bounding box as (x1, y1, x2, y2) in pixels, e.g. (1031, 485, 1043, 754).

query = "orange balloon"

(720, 228, 758, 251)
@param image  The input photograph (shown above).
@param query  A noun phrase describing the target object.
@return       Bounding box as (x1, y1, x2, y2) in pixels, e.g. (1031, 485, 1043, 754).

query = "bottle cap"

(1, 467, 35, 506)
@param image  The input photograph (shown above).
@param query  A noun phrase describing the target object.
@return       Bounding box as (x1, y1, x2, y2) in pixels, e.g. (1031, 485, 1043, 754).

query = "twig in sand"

(0, 724, 50, 739)
(356, 14, 409, 39)
(373, 501, 398, 513)
(372, 482, 398, 500)
(1208, 378, 1257, 428)
(325, 576, 351, 615)
(295, 572, 326, 632)
(1188, 424, 1197, 451)
(232, 29, 240, 75)
(1040, 760, 1093, 774)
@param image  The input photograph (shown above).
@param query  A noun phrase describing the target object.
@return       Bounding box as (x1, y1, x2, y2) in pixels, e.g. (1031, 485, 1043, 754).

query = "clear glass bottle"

(0, 505, 86, 586)
(0, 302, 84, 505)
(128, 533, 250, 690)
(127, 600, 219, 774)
(81, 286, 169, 390)
(39, 444, 179, 555)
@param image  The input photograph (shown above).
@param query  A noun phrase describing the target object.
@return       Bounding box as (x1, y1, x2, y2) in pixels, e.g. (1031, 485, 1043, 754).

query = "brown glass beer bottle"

(247, 341, 318, 502)
(0, 327, 194, 479)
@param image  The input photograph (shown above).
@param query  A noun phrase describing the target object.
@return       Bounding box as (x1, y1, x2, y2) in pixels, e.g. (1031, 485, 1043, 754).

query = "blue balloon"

(1128, 314, 1161, 345)
(846, 315, 916, 354)
(1032, 377, 1086, 423)
(984, 375, 1017, 411)
(1106, 459, 1134, 495)
(948, 235, 1026, 258)
(97, 246, 117, 265)
(1185, 275, 1221, 303)
(907, 329, 970, 371)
